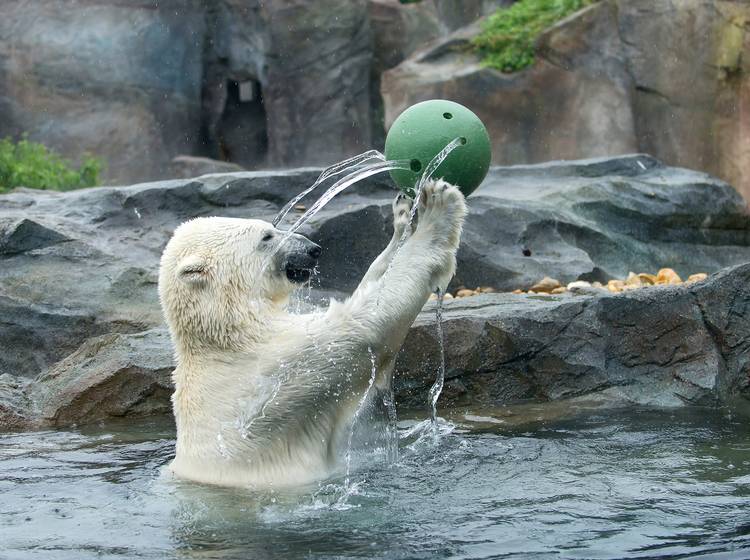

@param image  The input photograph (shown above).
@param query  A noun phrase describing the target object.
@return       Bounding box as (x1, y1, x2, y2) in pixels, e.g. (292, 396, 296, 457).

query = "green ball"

(384, 99, 491, 197)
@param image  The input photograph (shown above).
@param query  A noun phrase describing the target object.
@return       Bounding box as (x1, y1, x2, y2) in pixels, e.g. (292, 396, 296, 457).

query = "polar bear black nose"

(308, 244, 322, 259)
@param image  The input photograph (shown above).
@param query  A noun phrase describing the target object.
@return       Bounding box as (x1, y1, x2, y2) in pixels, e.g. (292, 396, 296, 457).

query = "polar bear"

(158, 180, 466, 488)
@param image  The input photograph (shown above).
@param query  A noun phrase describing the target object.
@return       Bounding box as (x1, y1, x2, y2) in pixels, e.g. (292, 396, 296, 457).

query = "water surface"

(1, 406, 749, 559)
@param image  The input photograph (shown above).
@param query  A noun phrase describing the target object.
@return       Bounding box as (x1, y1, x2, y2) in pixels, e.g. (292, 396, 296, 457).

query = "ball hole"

(443, 112, 453, 119)
(459, 137, 467, 145)
(410, 159, 422, 172)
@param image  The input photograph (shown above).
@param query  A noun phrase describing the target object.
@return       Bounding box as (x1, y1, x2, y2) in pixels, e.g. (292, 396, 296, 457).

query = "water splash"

(428, 288, 446, 429)
(382, 389, 399, 464)
(286, 159, 411, 235)
(336, 347, 378, 509)
(273, 150, 385, 227)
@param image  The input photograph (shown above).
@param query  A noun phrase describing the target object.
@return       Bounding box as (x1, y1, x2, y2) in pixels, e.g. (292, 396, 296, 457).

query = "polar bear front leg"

(346, 180, 467, 349)
(355, 193, 414, 290)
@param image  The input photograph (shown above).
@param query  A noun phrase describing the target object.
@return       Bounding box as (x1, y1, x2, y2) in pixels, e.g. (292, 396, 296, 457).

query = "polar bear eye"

(261, 232, 274, 242)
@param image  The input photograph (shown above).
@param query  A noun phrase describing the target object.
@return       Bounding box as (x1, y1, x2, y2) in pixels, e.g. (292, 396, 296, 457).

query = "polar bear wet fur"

(158, 180, 466, 488)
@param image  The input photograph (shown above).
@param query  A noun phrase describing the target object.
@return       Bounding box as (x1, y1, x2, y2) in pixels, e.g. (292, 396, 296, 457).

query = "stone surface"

(382, 3, 638, 169)
(0, 0, 206, 184)
(204, 0, 374, 168)
(395, 263, 750, 409)
(170, 156, 246, 179)
(382, 0, 750, 201)
(5, 263, 750, 431)
(1, 155, 750, 429)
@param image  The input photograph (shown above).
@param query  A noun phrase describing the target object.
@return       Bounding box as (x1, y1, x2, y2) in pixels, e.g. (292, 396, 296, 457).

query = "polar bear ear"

(177, 254, 209, 286)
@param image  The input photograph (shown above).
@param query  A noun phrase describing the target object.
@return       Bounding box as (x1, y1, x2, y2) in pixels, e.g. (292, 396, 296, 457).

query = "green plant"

(472, 0, 597, 73)
(0, 137, 103, 193)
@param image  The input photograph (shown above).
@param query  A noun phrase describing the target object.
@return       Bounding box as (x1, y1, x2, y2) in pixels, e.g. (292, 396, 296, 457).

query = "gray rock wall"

(382, 0, 750, 201)
(0, 0, 206, 184)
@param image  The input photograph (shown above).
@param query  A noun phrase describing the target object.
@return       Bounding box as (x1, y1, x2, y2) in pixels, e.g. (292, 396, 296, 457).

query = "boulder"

(0, 0, 206, 184)
(395, 263, 750, 408)
(1, 155, 749, 429)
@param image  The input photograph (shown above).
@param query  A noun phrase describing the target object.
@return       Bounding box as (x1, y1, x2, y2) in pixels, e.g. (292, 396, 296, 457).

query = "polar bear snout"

(278, 234, 321, 284)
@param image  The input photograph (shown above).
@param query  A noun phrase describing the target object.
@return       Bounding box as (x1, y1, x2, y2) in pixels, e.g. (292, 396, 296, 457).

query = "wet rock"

(395, 263, 750, 409)
(28, 330, 173, 427)
(0, 218, 69, 255)
(0, 157, 749, 429)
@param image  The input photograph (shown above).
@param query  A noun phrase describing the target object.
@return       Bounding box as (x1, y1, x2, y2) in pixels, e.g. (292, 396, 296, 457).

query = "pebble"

(456, 288, 475, 298)
(551, 287, 567, 295)
(656, 268, 682, 285)
(293, 204, 306, 212)
(529, 277, 562, 293)
(687, 273, 708, 283)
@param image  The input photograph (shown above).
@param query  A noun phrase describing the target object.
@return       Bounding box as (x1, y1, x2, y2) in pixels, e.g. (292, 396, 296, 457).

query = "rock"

(170, 156, 245, 179)
(688, 273, 709, 283)
(0, 374, 31, 430)
(530, 277, 562, 293)
(395, 263, 750, 409)
(0, 1, 206, 184)
(656, 268, 682, 285)
(638, 273, 657, 285)
(551, 287, 567, 295)
(382, 3, 638, 169)
(1, 156, 750, 429)
(607, 280, 625, 293)
(28, 330, 173, 427)
(382, 0, 750, 201)
(456, 289, 476, 298)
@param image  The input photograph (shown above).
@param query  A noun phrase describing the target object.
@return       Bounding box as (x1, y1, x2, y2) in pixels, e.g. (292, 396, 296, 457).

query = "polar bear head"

(158, 217, 320, 353)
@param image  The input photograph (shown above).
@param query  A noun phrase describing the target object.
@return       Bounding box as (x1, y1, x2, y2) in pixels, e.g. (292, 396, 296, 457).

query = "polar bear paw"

(392, 193, 415, 238)
(417, 179, 467, 247)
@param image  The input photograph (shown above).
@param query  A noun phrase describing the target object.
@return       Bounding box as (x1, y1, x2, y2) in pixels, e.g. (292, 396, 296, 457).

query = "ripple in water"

(2, 406, 749, 559)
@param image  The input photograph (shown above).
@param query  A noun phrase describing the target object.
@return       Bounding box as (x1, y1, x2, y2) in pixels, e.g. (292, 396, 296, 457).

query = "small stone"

(551, 287, 567, 295)
(293, 204, 306, 212)
(428, 293, 438, 301)
(456, 288, 475, 298)
(637, 273, 657, 285)
(687, 273, 708, 283)
(656, 268, 682, 285)
(512, 289, 524, 295)
(478, 286, 496, 293)
(529, 277, 562, 293)
(607, 279, 625, 293)
(625, 272, 642, 287)
(567, 280, 591, 291)
(443, 293, 454, 300)
(592, 281, 603, 289)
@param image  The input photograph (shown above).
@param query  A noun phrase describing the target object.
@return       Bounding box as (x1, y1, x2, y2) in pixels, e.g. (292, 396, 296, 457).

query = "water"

(339, 346, 378, 507)
(428, 289, 446, 428)
(273, 150, 386, 227)
(2, 405, 749, 559)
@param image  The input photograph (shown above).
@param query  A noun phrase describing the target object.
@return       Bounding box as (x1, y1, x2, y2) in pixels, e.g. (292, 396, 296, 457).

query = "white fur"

(158, 180, 467, 488)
